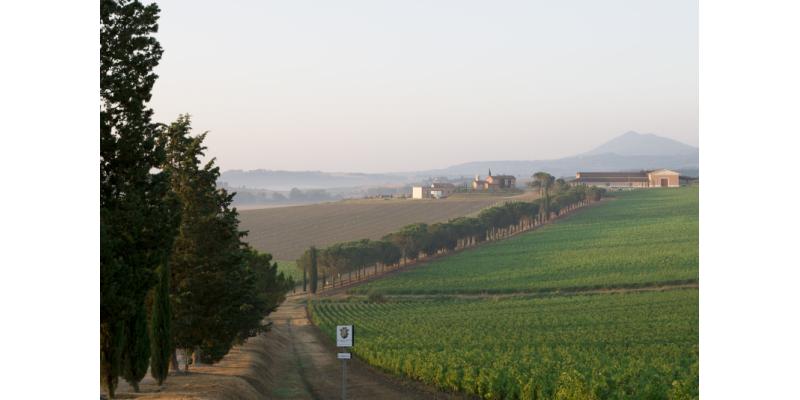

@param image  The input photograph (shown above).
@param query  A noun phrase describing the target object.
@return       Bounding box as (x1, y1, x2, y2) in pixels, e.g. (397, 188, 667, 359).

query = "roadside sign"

(336, 325, 353, 347)
(336, 325, 354, 400)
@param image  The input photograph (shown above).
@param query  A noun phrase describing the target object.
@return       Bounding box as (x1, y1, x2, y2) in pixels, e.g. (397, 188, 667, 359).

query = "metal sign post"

(336, 325, 353, 400)
(341, 351, 347, 400)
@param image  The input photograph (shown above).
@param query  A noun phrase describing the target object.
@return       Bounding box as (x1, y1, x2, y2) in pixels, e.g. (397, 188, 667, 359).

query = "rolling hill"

(583, 130, 698, 156)
(419, 131, 698, 179)
(221, 131, 698, 190)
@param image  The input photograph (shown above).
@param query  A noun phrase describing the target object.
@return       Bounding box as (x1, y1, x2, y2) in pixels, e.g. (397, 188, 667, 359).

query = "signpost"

(336, 325, 353, 400)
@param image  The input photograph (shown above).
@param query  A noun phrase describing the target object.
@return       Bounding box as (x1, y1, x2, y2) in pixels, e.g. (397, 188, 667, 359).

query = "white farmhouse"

(411, 183, 456, 199)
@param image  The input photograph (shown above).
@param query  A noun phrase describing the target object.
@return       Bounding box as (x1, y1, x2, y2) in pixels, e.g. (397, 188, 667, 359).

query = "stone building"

(472, 169, 516, 191)
(573, 169, 680, 188)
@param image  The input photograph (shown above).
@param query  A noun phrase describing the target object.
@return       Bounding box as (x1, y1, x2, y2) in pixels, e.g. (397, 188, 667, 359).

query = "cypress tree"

(100, 1, 178, 396)
(163, 116, 236, 367)
(149, 263, 172, 385)
(100, 320, 124, 398)
(164, 116, 290, 366)
(296, 250, 309, 292)
(309, 246, 318, 293)
(121, 302, 151, 392)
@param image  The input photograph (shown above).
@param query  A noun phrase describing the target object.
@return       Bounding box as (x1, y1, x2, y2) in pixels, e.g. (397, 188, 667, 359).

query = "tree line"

(100, 1, 293, 398)
(297, 178, 606, 292)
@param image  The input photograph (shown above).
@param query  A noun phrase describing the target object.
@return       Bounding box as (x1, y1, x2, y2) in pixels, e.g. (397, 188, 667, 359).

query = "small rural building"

(472, 170, 516, 191)
(573, 169, 680, 188)
(412, 182, 456, 199)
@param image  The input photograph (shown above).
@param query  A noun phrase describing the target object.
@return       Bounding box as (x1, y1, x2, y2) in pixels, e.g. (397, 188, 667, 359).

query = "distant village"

(221, 168, 692, 205)
(411, 168, 686, 199)
(411, 169, 517, 199)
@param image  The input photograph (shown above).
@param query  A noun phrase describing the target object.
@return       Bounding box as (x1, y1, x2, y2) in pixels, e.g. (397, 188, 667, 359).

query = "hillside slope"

(240, 192, 536, 260)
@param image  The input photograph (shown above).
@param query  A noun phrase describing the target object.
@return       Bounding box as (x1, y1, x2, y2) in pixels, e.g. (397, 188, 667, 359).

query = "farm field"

(239, 192, 537, 260)
(353, 187, 699, 295)
(311, 289, 698, 399)
(309, 187, 699, 399)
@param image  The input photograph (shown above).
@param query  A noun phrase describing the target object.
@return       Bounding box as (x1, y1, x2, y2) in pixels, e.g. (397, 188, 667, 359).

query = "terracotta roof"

(576, 177, 649, 183)
(577, 171, 648, 178)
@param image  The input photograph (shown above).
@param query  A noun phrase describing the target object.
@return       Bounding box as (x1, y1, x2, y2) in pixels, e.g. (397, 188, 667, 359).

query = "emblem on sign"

(336, 325, 354, 347)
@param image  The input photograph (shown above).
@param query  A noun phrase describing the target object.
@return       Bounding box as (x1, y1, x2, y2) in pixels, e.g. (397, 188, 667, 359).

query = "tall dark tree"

(121, 302, 150, 392)
(303, 264, 308, 292)
(162, 116, 235, 366)
(100, 0, 177, 397)
(162, 116, 290, 366)
(149, 263, 172, 385)
(296, 249, 312, 291)
(309, 246, 319, 293)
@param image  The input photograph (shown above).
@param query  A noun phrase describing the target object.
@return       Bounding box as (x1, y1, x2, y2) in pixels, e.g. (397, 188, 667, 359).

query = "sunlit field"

(354, 187, 699, 295)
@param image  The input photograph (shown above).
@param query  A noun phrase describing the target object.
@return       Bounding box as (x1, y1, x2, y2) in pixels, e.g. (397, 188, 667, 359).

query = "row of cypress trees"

(297, 183, 606, 292)
(100, 1, 293, 398)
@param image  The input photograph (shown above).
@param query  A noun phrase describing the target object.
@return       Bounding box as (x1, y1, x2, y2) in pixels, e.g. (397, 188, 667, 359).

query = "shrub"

(367, 291, 386, 303)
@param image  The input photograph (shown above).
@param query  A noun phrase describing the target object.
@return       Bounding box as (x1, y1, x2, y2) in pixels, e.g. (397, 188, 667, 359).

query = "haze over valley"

(220, 131, 699, 205)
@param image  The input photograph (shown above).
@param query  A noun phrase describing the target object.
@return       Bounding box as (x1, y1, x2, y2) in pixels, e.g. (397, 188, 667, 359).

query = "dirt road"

(261, 295, 456, 399)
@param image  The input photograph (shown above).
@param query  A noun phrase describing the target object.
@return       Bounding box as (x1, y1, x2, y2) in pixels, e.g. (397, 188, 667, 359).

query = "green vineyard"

(310, 188, 699, 399)
(311, 290, 698, 399)
(352, 187, 699, 295)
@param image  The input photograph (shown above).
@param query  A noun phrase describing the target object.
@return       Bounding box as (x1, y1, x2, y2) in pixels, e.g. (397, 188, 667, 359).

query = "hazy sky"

(150, 0, 698, 173)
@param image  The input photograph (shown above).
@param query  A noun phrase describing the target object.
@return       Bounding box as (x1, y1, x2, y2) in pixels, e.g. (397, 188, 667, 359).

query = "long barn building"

(573, 169, 680, 188)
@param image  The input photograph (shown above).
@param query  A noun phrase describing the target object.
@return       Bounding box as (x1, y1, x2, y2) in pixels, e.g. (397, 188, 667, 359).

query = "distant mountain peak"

(583, 131, 697, 157)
